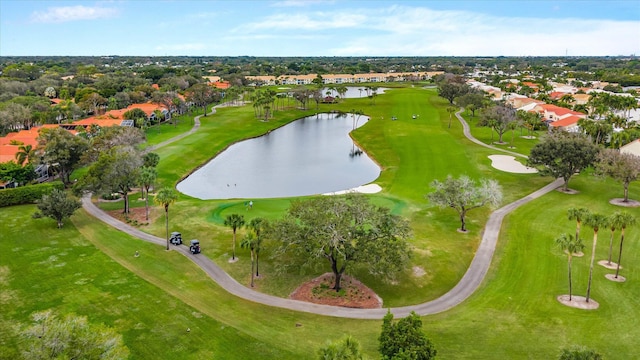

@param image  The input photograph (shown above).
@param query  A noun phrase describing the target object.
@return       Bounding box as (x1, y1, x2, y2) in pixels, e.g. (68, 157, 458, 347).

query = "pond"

(176, 113, 381, 199)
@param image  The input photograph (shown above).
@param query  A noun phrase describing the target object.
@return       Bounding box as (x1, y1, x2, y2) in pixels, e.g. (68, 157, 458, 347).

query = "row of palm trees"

(558, 208, 635, 303)
(224, 213, 265, 287)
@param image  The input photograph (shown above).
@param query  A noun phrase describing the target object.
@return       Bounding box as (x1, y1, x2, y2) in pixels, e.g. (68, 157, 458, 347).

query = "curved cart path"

(81, 106, 561, 319)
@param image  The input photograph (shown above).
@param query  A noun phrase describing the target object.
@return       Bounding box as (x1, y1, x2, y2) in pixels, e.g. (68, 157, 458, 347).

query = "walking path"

(145, 107, 214, 152)
(81, 105, 561, 319)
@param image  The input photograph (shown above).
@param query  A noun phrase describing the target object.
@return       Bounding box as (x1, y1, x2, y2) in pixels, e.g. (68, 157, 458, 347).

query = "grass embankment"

(3, 87, 639, 358)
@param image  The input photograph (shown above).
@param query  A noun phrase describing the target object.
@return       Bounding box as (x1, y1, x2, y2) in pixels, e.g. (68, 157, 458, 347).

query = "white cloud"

(319, 5, 640, 56)
(30, 5, 118, 23)
(235, 11, 364, 32)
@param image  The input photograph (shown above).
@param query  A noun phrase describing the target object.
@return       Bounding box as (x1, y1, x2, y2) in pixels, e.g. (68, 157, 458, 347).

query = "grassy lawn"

(0, 206, 303, 359)
(462, 110, 543, 157)
(426, 174, 640, 359)
(143, 109, 206, 147)
(3, 86, 639, 358)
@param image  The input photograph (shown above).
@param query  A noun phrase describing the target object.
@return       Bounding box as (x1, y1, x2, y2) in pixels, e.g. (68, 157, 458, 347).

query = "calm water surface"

(177, 113, 380, 199)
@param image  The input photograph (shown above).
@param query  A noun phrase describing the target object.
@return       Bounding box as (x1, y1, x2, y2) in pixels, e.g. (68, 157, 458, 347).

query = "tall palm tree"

(446, 106, 457, 129)
(240, 232, 257, 287)
(556, 233, 585, 301)
(154, 187, 178, 250)
(604, 213, 621, 265)
(567, 207, 590, 246)
(614, 212, 636, 279)
(584, 213, 607, 302)
(15, 144, 34, 165)
(138, 167, 157, 221)
(247, 217, 264, 277)
(224, 214, 245, 260)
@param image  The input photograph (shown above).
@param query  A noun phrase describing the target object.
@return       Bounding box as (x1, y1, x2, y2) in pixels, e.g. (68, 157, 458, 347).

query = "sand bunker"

(323, 184, 382, 195)
(488, 155, 538, 174)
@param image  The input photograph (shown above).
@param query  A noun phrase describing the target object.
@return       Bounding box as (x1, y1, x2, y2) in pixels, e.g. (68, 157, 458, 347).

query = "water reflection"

(177, 113, 381, 199)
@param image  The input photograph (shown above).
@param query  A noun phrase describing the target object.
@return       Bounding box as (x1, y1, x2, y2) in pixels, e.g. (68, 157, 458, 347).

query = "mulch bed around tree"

(609, 198, 640, 207)
(105, 206, 154, 227)
(557, 295, 599, 310)
(289, 273, 382, 309)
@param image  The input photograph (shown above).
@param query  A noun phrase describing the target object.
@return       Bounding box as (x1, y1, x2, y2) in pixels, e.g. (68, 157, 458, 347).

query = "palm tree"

(446, 106, 457, 129)
(224, 214, 245, 260)
(614, 212, 636, 279)
(604, 213, 621, 265)
(240, 232, 257, 287)
(138, 167, 157, 221)
(154, 187, 178, 251)
(556, 233, 585, 301)
(247, 217, 264, 277)
(584, 213, 607, 303)
(567, 207, 590, 246)
(15, 144, 34, 165)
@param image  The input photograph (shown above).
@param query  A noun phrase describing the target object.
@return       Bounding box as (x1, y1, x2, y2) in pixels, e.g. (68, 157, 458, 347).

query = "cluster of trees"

(3, 55, 638, 82)
(0, 61, 225, 136)
(557, 208, 635, 304)
(317, 311, 437, 360)
(436, 73, 543, 144)
(27, 125, 164, 229)
(224, 195, 412, 292)
(528, 131, 640, 200)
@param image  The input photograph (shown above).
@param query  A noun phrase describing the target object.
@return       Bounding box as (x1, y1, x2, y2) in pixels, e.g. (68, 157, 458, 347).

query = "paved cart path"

(81, 105, 561, 319)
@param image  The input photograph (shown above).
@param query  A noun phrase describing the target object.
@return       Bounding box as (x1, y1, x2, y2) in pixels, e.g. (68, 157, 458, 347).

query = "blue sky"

(1, 0, 639, 56)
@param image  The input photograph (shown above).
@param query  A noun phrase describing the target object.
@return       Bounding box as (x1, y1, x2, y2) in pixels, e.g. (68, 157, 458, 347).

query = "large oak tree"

(528, 131, 600, 191)
(267, 195, 411, 292)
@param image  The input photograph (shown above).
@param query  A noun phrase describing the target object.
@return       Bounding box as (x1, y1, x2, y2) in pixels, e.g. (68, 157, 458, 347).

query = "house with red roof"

(508, 97, 543, 109)
(211, 81, 231, 89)
(532, 104, 587, 133)
(534, 104, 586, 122)
(548, 115, 583, 132)
(0, 102, 167, 165)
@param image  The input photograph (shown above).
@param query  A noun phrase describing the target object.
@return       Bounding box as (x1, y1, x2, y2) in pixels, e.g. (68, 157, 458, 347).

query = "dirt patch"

(105, 206, 154, 227)
(557, 295, 599, 310)
(597, 260, 620, 270)
(412, 266, 426, 277)
(556, 187, 579, 195)
(289, 273, 382, 309)
(605, 274, 626, 282)
(609, 198, 640, 207)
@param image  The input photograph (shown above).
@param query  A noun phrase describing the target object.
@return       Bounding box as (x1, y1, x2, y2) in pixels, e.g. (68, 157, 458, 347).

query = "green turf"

(0, 206, 303, 359)
(2, 87, 639, 358)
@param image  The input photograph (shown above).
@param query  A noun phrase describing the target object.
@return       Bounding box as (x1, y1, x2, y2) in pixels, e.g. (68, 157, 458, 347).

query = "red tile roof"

(0, 102, 166, 164)
(549, 91, 568, 100)
(210, 81, 231, 89)
(539, 104, 585, 117)
(521, 82, 539, 89)
(549, 115, 582, 128)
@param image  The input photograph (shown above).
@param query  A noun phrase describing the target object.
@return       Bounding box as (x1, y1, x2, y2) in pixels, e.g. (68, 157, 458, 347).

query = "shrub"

(0, 181, 65, 207)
